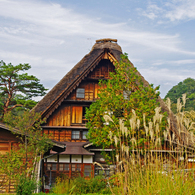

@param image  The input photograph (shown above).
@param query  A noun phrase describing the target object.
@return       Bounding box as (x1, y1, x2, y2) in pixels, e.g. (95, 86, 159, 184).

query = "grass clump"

(51, 176, 74, 194)
(111, 163, 195, 195)
(51, 175, 111, 195)
(16, 174, 37, 195)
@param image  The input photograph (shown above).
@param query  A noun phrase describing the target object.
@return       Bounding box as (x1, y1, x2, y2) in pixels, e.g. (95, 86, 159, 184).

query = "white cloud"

(0, 50, 41, 63)
(165, 0, 195, 21)
(169, 59, 195, 65)
(140, 4, 163, 20)
(0, 1, 87, 36)
(151, 59, 195, 66)
(0, 0, 194, 57)
(141, 67, 184, 83)
(138, 0, 195, 22)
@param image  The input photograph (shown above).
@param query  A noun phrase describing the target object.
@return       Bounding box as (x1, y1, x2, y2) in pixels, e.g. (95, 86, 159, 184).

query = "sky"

(0, 0, 195, 99)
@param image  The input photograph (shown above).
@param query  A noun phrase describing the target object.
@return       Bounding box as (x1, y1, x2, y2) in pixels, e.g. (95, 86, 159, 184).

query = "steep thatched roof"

(33, 39, 122, 118)
(33, 38, 195, 149)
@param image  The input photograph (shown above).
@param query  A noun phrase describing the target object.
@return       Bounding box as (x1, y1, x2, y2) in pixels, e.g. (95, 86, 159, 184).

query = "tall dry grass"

(51, 95, 195, 195)
(105, 95, 195, 195)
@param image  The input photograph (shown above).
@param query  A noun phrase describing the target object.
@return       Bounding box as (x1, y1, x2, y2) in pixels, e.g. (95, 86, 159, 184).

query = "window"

(64, 164, 69, 171)
(72, 106, 83, 123)
(71, 106, 89, 124)
(82, 106, 89, 123)
(47, 164, 51, 170)
(76, 164, 81, 171)
(72, 130, 88, 140)
(59, 164, 63, 171)
(84, 165, 91, 177)
(52, 164, 57, 171)
(46, 163, 56, 171)
(76, 88, 85, 98)
(59, 164, 69, 171)
(72, 131, 80, 139)
(71, 164, 81, 172)
(82, 131, 88, 139)
(72, 164, 76, 172)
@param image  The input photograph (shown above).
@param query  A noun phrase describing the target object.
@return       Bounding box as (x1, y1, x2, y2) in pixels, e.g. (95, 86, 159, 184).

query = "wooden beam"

(42, 126, 88, 129)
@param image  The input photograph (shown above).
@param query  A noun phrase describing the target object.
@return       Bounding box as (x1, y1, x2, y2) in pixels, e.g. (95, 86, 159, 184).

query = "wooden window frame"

(72, 130, 80, 139)
(82, 106, 89, 123)
(59, 163, 70, 171)
(71, 130, 88, 140)
(82, 130, 88, 140)
(71, 106, 83, 124)
(76, 88, 85, 98)
(71, 106, 89, 125)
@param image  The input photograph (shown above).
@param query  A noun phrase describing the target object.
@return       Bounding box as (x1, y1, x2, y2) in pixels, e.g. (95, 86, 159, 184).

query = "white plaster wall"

(71, 155, 82, 163)
(46, 155, 57, 162)
(59, 154, 70, 163)
(83, 155, 93, 163)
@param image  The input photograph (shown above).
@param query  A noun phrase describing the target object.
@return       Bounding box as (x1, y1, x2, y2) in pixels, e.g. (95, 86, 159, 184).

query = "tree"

(2, 110, 52, 173)
(165, 78, 195, 113)
(8, 94, 38, 116)
(0, 110, 52, 193)
(86, 54, 166, 150)
(0, 150, 23, 191)
(0, 111, 52, 192)
(0, 60, 47, 116)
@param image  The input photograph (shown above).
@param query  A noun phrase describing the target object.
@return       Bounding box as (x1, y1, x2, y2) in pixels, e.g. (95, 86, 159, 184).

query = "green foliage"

(73, 176, 109, 194)
(165, 78, 195, 113)
(7, 94, 37, 117)
(0, 60, 47, 116)
(13, 94, 37, 109)
(0, 150, 23, 187)
(16, 174, 37, 195)
(106, 94, 195, 195)
(4, 110, 51, 156)
(1, 110, 52, 178)
(52, 176, 75, 195)
(86, 53, 165, 149)
(52, 175, 111, 195)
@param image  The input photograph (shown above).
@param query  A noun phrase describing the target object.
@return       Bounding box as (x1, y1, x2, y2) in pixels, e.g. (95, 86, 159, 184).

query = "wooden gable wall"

(0, 128, 20, 155)
(43, 59, 115, 142)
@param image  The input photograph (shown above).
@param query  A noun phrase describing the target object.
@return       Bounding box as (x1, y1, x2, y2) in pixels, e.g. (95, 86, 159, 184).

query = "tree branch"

(7, 104, 23, 111)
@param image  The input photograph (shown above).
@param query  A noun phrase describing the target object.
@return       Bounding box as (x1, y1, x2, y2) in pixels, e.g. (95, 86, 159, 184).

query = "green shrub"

(72, 175, 111, 194)
(90, 175, 107, 193)
(52, 175, 111, 195)
(16, 175, 37, 195)
(73, 177, 89, 194)
(51, 176, 74, 194)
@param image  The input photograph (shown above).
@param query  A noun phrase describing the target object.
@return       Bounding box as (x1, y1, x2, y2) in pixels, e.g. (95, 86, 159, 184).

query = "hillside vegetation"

(165, 78, 195, 113)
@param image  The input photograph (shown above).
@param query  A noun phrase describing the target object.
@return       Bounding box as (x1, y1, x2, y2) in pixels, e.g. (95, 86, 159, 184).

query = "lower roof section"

(50, 141, 94, 156)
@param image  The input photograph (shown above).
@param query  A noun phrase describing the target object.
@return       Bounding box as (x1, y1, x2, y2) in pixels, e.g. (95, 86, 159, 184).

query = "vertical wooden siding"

(47, 105, 71, 126)
(43, 129, 72, 142)
(45, 59, 115, 143)
(72, 106, 83, 123)
(88, 59, 115, 79)
(68, 81, 107, 101)
(68, 59, 115, 101)
(0, 142, 9, 154)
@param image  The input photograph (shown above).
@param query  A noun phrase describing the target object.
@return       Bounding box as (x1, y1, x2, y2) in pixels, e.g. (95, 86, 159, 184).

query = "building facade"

(33, 39, 121, 184)
(33, 38, 195, 186)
